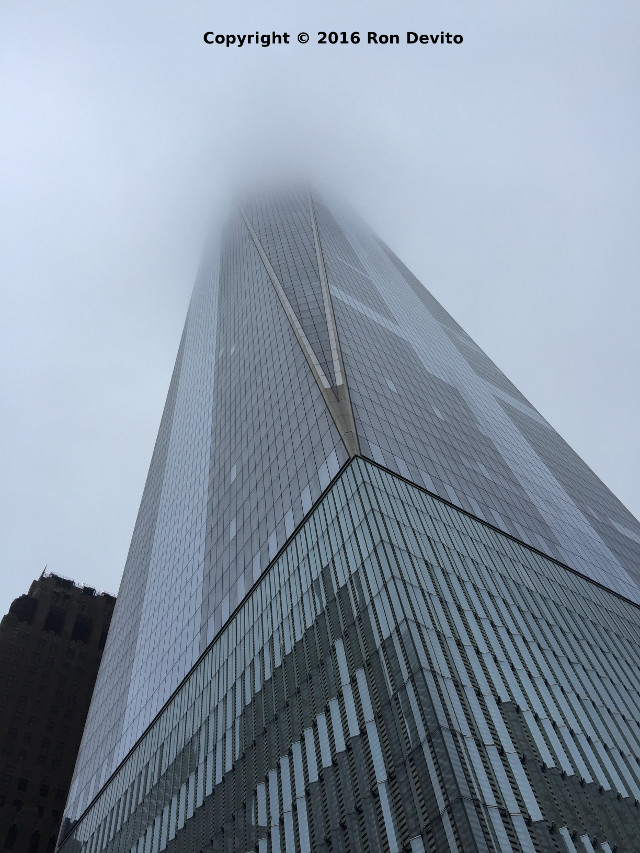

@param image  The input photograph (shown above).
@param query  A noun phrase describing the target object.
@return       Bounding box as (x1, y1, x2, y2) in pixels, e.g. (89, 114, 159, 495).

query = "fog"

(2, 0, 639, 614)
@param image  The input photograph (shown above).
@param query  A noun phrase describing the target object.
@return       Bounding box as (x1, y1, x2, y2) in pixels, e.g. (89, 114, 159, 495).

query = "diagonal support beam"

(241, 205, 359, 457)
(241, 210, 331, 389)
(308, 191, 344, 387)
(308, 192, 360, 457)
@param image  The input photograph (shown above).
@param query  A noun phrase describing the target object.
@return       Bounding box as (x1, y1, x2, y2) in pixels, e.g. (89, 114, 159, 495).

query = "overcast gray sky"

(1, 0, 639, 617)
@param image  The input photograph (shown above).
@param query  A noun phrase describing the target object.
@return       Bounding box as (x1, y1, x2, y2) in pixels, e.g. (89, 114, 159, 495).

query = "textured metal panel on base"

(59, 460, 640, 853)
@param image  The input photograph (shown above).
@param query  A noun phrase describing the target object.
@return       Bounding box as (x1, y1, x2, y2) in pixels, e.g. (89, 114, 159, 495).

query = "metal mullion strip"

(307, 190, 343, 386)
(577, 617, 640, 726)
(308, 191, 360, 456)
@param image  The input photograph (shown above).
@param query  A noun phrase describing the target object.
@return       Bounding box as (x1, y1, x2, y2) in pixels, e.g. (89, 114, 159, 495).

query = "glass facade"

(60, 188, 640, 851)
(312, 196, 640, 601)
(60, 460, 640, 852)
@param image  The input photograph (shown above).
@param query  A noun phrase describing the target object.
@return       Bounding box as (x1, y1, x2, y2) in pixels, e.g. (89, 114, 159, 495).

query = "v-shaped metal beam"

(240, 196, 359, 458)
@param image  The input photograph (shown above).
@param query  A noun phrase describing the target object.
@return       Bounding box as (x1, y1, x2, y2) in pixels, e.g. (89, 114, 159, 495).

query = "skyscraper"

(0, 573, 115, 853)
(59, 189, 640, 852)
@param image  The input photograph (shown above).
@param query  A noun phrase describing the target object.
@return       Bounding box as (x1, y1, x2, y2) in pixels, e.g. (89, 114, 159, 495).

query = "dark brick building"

(0, 573, 115, 853)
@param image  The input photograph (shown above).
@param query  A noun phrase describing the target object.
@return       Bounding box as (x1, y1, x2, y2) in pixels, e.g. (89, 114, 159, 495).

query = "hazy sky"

(2, 0, 639, 617)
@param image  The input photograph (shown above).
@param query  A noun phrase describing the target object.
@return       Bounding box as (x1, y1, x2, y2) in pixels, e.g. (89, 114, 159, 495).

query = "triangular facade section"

(243, 191, 337, 389)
